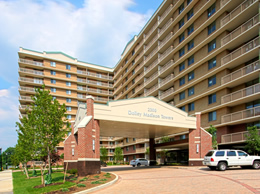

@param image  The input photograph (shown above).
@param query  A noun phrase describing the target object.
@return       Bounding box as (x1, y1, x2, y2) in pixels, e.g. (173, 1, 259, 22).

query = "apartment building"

(18, 0, 260, 163)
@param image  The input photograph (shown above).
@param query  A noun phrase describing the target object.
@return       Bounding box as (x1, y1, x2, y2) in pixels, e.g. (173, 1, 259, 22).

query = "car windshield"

(205, 151, 214, 156)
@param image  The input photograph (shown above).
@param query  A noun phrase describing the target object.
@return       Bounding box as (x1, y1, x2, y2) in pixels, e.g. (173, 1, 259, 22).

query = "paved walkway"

(0, 170, 13, 194)
(95, 166, 260, 194)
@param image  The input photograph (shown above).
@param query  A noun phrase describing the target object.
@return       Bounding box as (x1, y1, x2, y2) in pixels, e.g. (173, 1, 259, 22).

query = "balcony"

(19, 77, 43, 84)
(158, 46, 173, 62)
(222, 107, 260, 124)
(144, 71, 158, 86)
(77, 78, 87, 83)
(144, 47, 158, 63)
(221, 37, 259, 66)
(18, 58, 43, 67)
(221, 129, 260, 144)
(159, 32, 173, 50)
(221, 61, 259, 85)
(159, 4, 173, 23)
(144, 35, 158, 53)
(159, 87, 174, 100)
(159, 74, 174, 88)
(221, 0, 257, 27)
(18, 86, 36, 93)
(221, 83, 260, 104)
(221, 14, 259, 46)
(19, 114, 28, 119)
(77, 94, 86, 99)
(19, 96, 33, 102)
(87, 88, 109, 95)
(19, 68, 44, 76)
(159, 60, 174, 75)
(144, 59, 158, 75)
(19, 105, 31, 110)
(94, 96, 108, 103)
(220, 0, 231, 8)
(144, 22, 157, 41)
(77, 86, 87, 91)
(87, 80, 111, 88)
(87, 71, 113, 80)
(77, 70, 87, 75)
(159, 18, 173, 36)
(135, 148, 146, 153)
(145, 84, 158, 96)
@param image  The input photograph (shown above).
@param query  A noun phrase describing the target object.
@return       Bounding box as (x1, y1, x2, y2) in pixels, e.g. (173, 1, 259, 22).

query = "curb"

(74, 172, 118, 194)
(161, 166, 205, 169)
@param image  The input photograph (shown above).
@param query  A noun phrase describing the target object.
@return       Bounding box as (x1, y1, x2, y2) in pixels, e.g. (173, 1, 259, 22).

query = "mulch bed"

(46, 172, 116, 194)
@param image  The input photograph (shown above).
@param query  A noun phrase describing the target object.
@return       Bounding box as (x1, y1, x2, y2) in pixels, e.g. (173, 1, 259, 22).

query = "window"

(132, 89, 135, 94)
(66, 90, 71, 95)
(50, 61, 56, 67)
(179, 3, 184, 14)
(179, 91, 185, 100)
(179, 47, 185, 57)
(180, 135, 186, 140)
(208, 39, 216, 52)
(126, 146, 129, 151)
(133, 145, 136, 150)
(66, 73, 71, 78)
(208, 21, 216, 35)
(246, 100, 260, 109)
(227, 151, 236, 156)
(125, 68, 128, 73)
(216, 151, 225, 157)
(66, 81, 71, 86)
(188, 55, 194, 66)
(66, 106, 72, 111)
(67, 115, 72, 119)
(179, 62, 185, 72)
(238, 151, 247, 156)
(208, 57, 216, 69)
(187, 9, 193, 20)
(52, 96, 56, 100)
(208, 93, 216, 104)
(66, 64, 71, 70)
(187, 0, 192, 5)
(188, 71, 194, 81)
(132, 50, 135, 56)
(188, 87, 194, 96)
(188, 102, 194, 111)
(132, 60, 135, 65)
(132, 79, 135, 84)
(125, 59, 128, 64)
(187, 24, 194, 36)
(133, 155, 136, 159)
(126, 138, 129, 143)
(188, 40, 194, 50)
(51, 70, 56, 75)
(208, 3, 216, 18)
(51, 88, 56, 93)
(66, 98, 71, 103)
(51, 79, 56, 84)
(125, 85, 128, 91)
(126, 94, 128, 99)
(208, 111, 217, 121)
(179, 33, 185, 43)
(179, 76, 185, 86)
(180, 106, 185, 111)
(179, 18, 184, 29)
(132, 69, 135, 75)
(208, 75, 216, 87)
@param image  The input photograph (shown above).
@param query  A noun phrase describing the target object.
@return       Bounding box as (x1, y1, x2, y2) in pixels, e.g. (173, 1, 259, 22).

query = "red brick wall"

(64, 122, 78, 161)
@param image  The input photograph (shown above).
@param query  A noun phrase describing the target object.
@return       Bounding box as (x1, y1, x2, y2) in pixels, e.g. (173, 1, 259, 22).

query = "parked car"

(130, 158, 149, 167)
(203, 149, 260, 171)
(100, 161, 107, 167)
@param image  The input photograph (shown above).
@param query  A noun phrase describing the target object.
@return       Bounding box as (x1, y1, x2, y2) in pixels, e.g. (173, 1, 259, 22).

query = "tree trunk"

(47, 146, 51, 175)
(24, 163, 29, 179)
(63, 162, 68, 183)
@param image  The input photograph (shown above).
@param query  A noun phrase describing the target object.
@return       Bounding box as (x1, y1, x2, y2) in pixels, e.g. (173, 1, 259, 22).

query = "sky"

(0, 0, 163, 152)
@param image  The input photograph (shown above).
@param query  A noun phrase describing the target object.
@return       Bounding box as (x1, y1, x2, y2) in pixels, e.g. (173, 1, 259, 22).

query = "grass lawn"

(13, 170, 75, 194)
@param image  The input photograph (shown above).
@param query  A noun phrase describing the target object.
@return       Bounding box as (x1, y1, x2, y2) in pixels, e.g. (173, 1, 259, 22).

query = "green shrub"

(99, 179, 107, 181)
(67, 169, 78, 175)
(79, 177, 88, 182)
(94, 175, 99, 179)
(61, 188, 69, 192)
(77, 183, 86, 187)
(91, 181, 103, 184)
(70, 177, 77, 181)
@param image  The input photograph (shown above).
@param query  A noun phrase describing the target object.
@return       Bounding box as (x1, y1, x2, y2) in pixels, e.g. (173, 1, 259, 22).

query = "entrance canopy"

(94, 97, 196, 138)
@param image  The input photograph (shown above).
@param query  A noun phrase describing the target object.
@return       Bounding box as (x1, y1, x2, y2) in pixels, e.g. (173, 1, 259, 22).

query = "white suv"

(130, 158, 149, 167)
(203, 150, 260, 171)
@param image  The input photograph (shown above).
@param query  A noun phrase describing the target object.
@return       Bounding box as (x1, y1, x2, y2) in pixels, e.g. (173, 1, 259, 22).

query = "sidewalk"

(0, 170, 13, 194)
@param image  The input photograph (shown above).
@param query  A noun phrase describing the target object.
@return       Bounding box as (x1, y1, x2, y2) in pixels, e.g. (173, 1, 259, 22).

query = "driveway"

(95, 166, 260, 194)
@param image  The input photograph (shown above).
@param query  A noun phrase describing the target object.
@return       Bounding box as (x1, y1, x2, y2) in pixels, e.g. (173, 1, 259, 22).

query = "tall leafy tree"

(207, 125, 218, 149)
(161, 136, 170, 143)
(245, 126, 260, 155)
(114, 147, 123, 163)
(100, 147, 108, 162)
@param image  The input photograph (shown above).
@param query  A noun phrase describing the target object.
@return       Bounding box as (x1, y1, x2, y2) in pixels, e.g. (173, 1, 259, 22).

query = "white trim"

(195, 112, 201, 115)
(64, 160, 78, 162)
(194, 141, 200, 143)
(71, 145, 75, 147)
(195, 137, 200, 139)
(201, 127, 212, 137)
(189, 158, 204, 161)
(86, 95, 95, 100)
(78, 158, 100, 161)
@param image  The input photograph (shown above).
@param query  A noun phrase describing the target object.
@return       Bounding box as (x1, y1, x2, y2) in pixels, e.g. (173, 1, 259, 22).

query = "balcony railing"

(77, 86, 87, 91)
(159, 60, 174, 75)
(144, 59, 158, 75)
(144, 22, 158, 40)
(144, 47, 158, 62)
(87, 80, 111, 87)
(221, 14, 259, 46)
(221, 83, 260, 104)
(159, 18, 173, 36)
(144, 71, 158, 86)
(221, 61, 259, 85)
(144, 35, 158, 52)
(145, 84, 158, 96)
(135, 83, 144, 93)
(87, 71, 113, 80)
(159, 4, 173, 23)
(220, 0, 231, 8)
(159, 32, 173, 49)
(77, 94, 86, 99)
(136, 148, 146, 153)
(222, 107, 260, 124)
(19, 96, 33, 101)
(19, 77, 43, 84)
(18, 86, 36, 92)
(94, 96, 108, 102)
(221, 37, 259, 66)
(87, 88, 109, 94)
(18, 58, 43, 67)
(19, 68, 44, 76)
(221, 129, 260, 144)
(221, 0, 257, 27)
(77, 78, 86, 83)
(19, 105, 31, 110)
(159, 87, 174, 100)
(159, 74, 174, 87)
(77, 70, 87, 75)
(158, 46, 173, 62)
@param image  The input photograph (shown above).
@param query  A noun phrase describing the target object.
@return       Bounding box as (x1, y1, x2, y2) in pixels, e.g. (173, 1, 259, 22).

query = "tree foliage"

(100, 147, 108, 162)
(161, 136, 170, 143)
(245, 126, 260, 155)
(113, 147, 123, 163)
(207, 125, 218, 149)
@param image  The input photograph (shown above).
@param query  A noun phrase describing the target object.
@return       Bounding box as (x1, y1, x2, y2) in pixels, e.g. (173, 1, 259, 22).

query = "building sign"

(128, 108, 173, 120)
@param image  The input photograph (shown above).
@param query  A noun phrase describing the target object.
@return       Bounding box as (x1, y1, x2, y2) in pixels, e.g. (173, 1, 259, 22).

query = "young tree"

(207, 125, 218, 149)
(161, 136, 170, 143)
(245, 126, 260, 155)
(100, 147, 108, 162)
(114, 147, 123, 163)
(145, 147, 150, 159)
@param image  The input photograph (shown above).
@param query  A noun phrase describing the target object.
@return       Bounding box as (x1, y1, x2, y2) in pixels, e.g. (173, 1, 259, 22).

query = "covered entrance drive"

(64, 96, 212, 176)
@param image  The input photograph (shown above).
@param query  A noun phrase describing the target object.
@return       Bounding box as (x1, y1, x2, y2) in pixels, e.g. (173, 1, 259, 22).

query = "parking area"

(97, 166, 260, 194)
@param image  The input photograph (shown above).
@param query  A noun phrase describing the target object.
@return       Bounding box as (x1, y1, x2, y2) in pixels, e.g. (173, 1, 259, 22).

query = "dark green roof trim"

(20, 47, 43, 54)
(120, 36, 136, 56)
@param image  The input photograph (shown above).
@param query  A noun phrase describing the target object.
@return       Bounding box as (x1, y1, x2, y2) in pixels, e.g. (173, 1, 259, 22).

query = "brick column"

(149, 138, 156, 165)
(77, 96, 101, 176)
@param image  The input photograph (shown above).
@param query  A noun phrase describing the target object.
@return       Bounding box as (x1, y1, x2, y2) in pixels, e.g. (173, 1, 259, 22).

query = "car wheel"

(137, 163, 141, 167)
(218, 162, 227, 171)
(252, 161, 260, 169)
(208, 166, 216, 170)
(132, 165, 135, 167)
